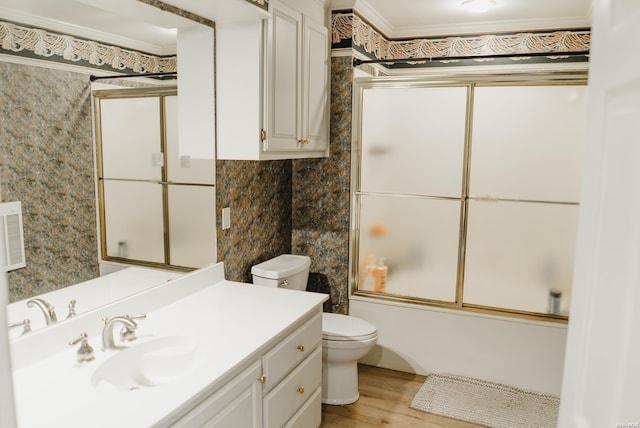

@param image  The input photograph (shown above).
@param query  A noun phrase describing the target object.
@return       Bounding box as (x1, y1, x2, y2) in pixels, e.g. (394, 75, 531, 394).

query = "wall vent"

(0, 201, 26, 271)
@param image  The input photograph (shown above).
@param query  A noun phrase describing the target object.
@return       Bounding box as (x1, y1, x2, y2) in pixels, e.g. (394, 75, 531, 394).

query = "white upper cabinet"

(302, 16, 330, 152)
(217, 0, 330, 160)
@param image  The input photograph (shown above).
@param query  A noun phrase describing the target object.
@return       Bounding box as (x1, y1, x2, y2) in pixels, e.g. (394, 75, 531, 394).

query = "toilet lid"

(322, 313, 377, 341)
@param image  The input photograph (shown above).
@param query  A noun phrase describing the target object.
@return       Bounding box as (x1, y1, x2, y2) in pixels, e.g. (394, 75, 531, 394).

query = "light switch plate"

(222, 207, 230, 230)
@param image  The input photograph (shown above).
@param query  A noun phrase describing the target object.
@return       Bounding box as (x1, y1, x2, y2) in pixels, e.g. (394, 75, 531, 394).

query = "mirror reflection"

(0, 0, 215, 334)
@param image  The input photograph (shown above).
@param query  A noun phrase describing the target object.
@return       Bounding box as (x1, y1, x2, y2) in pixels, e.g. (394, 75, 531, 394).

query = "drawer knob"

(258, 374, 267, 384)
(297, 386, 305, 395)
(297, 344, 305, 352)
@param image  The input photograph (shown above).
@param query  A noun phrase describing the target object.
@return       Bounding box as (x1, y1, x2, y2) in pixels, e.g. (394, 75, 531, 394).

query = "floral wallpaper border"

(0, 20, 177, 74)
(244, 0, 269, 12)
(332, 10, 591, 68)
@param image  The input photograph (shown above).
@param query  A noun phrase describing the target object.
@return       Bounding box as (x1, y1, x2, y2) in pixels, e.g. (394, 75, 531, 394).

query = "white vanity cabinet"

(217, 0, 330, 160)
(171, 311, 323, 428)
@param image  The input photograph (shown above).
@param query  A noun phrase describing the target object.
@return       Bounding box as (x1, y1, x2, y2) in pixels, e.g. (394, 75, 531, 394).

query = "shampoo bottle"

(373, 257, 388, 293)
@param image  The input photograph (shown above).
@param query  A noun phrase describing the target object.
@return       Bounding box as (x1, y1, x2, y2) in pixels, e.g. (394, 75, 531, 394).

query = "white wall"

(350, 297, 567, 396)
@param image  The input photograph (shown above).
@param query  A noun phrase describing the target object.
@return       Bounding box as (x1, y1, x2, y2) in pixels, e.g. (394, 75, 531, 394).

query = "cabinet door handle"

(258, 374, 267, 384)
(297, 386, 305, 395)
(297, 344, 305, 352)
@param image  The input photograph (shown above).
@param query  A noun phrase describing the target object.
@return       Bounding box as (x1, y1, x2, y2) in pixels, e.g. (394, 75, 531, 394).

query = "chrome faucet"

(101, 315, 141, 350)
(26, 298, 57, 325)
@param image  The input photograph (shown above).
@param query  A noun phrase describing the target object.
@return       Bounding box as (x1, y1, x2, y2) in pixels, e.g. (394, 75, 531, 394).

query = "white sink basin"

(90, 336, 201, 392)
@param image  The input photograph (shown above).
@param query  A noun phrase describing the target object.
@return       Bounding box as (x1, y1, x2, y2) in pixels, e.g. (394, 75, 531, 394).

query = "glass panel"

(168, 185, 216, 268)
(357, 194, 460, 302)
(100, 97, 163, 181)
(360, 86, 467, 197)
(165, 96, 216, 185)
(470, 85, 588, 202)
(103, 180, 164, 263)
(463, 200, 579, 314)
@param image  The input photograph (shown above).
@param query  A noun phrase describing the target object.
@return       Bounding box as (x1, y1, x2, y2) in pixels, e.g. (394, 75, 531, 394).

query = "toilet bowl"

(321, 312, 377, 405)
(251, 254, 378, 405)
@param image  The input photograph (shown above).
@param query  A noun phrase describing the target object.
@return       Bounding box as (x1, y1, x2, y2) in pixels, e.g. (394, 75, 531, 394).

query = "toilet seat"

(322, 313, 377, 341)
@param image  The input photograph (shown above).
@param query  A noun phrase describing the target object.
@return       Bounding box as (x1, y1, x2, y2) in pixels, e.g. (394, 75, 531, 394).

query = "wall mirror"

(0, 0, 216, 335)
(93, 87, 216, 270)
(351, 73, 588, 321)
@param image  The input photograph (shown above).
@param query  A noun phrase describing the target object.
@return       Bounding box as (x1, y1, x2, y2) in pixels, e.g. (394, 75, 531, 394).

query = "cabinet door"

(302, 17, 329, 152)
(172, 360, 263, 428)
(264, 3, 302, 152)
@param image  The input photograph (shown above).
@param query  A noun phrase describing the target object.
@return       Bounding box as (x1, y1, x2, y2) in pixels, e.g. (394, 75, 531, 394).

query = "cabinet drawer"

(262, 312, 321, 391)
(284, 387, 321, 428)
(264, 346, 322, 428)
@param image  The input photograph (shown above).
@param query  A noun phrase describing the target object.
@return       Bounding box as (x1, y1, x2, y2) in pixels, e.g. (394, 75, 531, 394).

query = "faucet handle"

(120, 314, 147, 342)
(8, 319, 32, 335)
(66, 300, 77, 319)
(69, 332, 94, 363)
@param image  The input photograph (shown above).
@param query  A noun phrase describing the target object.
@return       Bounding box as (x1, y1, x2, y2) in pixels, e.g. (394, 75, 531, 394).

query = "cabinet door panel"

(303, 17, 329, 151)
(171, 361, 262, 428)
(265, 4, 302, 151)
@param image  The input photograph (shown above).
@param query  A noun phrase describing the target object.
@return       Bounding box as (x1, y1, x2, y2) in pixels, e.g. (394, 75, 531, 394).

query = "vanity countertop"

(9, 263, 328, 427)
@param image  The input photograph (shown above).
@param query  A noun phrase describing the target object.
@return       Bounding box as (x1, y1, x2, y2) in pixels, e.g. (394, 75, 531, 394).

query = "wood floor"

(321, 365, 484, 428)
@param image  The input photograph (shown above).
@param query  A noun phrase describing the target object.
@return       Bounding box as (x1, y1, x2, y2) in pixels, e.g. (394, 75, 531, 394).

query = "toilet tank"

(251, 254, 310, 291)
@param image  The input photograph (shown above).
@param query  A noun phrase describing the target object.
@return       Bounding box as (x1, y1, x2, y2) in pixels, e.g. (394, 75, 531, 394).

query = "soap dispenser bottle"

(373, 257, 388, 293)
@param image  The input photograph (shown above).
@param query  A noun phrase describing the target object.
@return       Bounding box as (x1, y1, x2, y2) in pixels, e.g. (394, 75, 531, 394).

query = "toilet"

(251, 254, 378, 405)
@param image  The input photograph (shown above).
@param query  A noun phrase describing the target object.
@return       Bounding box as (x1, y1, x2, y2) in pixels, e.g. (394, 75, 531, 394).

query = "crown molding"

(391, 16, 591, 38)
(331, 0, 591, 40)
(351, 0, 393, 36)
(0, 7, 176, 55)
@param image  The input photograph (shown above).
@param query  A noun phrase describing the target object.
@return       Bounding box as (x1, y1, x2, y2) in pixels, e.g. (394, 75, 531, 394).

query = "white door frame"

(559, 0, 640, 426)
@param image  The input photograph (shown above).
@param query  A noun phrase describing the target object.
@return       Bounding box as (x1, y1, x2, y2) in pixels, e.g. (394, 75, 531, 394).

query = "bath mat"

(410, 373, 559, 428)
